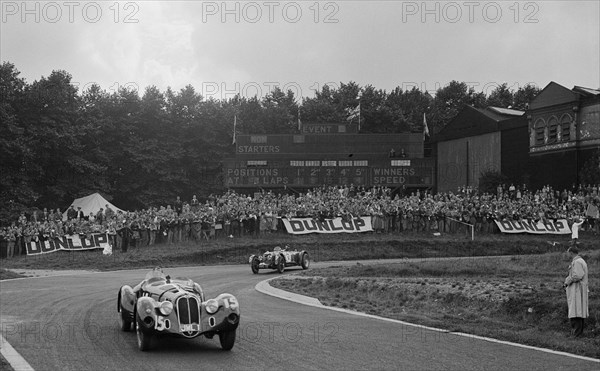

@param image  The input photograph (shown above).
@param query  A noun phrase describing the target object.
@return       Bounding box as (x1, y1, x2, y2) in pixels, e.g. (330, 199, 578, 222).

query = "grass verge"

(0, 269, 26, 280)
(0, 355, 14, 371)
(270, 250, 600, 359)
(1, 233, 595, 273)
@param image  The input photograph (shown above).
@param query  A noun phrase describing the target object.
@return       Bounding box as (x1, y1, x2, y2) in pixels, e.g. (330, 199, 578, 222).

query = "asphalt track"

(0, 262, 598, 371)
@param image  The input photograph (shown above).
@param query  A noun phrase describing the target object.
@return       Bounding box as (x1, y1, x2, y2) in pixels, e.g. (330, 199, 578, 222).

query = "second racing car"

(249, 245, 309, 274)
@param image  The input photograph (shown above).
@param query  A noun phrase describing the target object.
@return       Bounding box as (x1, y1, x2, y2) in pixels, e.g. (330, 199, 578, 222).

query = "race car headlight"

(159, 301, 173, 315)
(205, 299, 219, 314)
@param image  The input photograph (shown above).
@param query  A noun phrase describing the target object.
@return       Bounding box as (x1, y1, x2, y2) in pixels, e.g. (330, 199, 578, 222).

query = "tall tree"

(429, 81, 482, 134)
(0, 62, 31, 219)
(513, 84, 541, 110)
(487, 83, 514, 108)
(18, 70, 104, 207)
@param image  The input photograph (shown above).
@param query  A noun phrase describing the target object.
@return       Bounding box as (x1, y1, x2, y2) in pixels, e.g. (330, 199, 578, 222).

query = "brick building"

(527, 82, 600, 190)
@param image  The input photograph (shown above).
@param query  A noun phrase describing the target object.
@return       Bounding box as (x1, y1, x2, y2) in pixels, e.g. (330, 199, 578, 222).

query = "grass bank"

(270, 251, 600, 359)
(1, 233, 594, 273)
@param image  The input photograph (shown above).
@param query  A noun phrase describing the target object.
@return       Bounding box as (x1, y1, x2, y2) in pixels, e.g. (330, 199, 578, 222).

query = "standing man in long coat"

(563, 244, 589, 337)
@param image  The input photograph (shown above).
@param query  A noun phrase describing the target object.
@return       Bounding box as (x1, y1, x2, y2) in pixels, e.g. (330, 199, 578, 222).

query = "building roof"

(529, 82, 578, 110)
(434, 105, 526, 142)
(487, 106, 525, 116)
(530, 82, 600, 110)
(573, 86, 600, 97)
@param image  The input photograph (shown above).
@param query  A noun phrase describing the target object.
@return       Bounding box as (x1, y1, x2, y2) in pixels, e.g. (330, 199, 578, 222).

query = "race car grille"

(177, 296, 200, 325)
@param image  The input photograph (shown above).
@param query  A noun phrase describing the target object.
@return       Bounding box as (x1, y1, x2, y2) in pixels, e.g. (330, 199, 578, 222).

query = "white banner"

(494, 219, 571, 234)
(26, 233, 110, 255)
(282, 217, 373, 235)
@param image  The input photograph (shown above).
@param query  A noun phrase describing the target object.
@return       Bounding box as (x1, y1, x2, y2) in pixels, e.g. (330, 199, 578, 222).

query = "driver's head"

(146, 266, 165, 280)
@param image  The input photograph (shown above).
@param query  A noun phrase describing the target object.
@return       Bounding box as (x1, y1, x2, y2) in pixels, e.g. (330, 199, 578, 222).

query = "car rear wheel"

(219, 330, 236, 351)
(251, 256, 260, 274)
(135, 311, 152, 351)
(118, 302, 132, 331)
(301, 252, 310, 270)
(277, 255, 285, 273)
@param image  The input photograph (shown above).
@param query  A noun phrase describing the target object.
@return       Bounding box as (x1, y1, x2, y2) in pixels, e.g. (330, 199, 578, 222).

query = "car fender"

(136, 296, 158, 332)
(248, 254, 256, 264)
(201, 293, 240, 333)
(119, 285, 136, 314)
(214, 293, 240, 314)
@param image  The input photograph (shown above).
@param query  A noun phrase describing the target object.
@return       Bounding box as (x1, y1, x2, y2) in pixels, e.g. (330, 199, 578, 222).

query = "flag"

(423, 112, 430, 140)
(232, 115, 237, 145)
(346, 103, 360, 122)
(346, 103, 361, 131)
(297, 106, 302, 131)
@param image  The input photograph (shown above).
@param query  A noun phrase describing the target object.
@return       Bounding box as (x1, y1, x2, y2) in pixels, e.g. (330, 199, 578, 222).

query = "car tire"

(251, 256, 260, 274)
(219, 330, 236, 351)
(301, 252, 310, 270)
(135, 311, 152, 351)
(277, 255, 285, 273)
(118, 301, 132, 332)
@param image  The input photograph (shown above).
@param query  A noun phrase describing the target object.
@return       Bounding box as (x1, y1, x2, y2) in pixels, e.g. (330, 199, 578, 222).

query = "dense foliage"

(0, 62, 540, 216)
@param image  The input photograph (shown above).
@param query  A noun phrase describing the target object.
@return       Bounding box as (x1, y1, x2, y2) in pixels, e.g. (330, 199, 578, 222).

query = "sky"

(1, 0, 599, 101)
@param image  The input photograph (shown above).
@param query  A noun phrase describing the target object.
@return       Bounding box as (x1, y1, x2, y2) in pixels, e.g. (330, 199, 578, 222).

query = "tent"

(62, 193, 125, 221)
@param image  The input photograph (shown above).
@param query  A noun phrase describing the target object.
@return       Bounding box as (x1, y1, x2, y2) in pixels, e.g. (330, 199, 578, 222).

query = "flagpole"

(232, 115, 237, 145)
(423, 112, 429, 141)
(358, 102, 361, 132)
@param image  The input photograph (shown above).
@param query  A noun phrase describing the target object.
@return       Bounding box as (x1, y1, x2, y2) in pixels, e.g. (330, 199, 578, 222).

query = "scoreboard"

(224, 129, 434, 189)
(224, 159, 434, 188)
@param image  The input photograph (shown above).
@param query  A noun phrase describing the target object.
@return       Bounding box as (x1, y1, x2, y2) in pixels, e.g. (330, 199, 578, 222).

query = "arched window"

(560, 114, 572, 141)
(547, 116, 558, 144)
(534, 118, 545, 145)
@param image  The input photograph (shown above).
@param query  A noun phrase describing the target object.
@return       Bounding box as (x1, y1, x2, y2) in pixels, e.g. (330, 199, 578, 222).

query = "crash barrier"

(445, 217, 474, 241)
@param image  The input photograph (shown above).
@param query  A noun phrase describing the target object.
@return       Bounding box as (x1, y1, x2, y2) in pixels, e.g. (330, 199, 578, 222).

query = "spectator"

(174, 196, 183, 215)
(76, 207, 85, 220)
(105, 204, 115, 220)
(571, 217, 584, 241)
(96, 208, 104, 224)
(563, 244, 589, 337)
(67, 205, 77, 220)
(191, 195, 199, 212)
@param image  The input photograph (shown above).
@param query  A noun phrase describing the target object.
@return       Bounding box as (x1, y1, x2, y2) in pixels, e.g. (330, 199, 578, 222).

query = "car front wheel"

(251, 256, 260, 274)
(301, 252, 310, 270)
(219, 330, 236, 350)
(277, 256, 285, 273)
(135, 311, 152, 351)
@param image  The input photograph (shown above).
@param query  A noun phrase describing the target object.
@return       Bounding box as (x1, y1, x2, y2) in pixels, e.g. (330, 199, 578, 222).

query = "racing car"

(249, 245, 309, 274)
(117, 267, 240, 351)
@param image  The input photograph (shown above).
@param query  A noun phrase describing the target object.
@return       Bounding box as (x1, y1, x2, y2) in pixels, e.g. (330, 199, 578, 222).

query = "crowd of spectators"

(1, 183, 599, 258)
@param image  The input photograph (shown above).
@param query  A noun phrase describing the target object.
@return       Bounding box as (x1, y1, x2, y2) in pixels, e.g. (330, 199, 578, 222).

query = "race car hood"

(143, 279, 201, 302)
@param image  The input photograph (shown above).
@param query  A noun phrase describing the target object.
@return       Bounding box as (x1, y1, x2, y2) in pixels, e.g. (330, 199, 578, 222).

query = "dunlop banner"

(26, 233, 110, 255)
(494, 219, 571, 234)
(282, 217, 373, 235)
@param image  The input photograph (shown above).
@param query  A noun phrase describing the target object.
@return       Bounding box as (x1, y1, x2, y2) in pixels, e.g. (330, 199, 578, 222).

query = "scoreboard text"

(225, 166, 433, 187)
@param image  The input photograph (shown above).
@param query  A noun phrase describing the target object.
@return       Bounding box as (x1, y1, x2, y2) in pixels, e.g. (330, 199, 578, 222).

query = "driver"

(133, 266, 166, 293)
